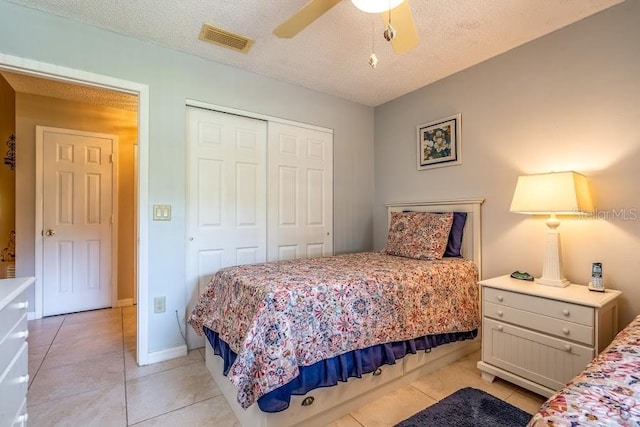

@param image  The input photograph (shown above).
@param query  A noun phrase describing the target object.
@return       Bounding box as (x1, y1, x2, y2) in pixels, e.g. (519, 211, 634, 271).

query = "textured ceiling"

(7, 0, 623, 106)
(1, 71, 139, 111)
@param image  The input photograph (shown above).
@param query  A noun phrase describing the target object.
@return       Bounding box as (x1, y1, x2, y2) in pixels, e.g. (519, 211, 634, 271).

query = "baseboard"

(116, 298, 134, 307)
(147, 344, 188, 364)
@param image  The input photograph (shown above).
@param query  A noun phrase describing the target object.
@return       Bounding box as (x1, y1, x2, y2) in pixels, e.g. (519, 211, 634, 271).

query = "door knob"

(45, 229, 56, 236)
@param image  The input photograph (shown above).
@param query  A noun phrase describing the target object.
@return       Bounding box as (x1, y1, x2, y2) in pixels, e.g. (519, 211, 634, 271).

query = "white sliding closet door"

(186, 106, 333, 349)
(185, 107, 267, 349)
(267, 122, 333, 261)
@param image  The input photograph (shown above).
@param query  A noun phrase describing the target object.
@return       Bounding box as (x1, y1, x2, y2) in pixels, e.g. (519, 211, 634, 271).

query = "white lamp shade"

(510, 171, 593, 215)
(351, 0, 405, 13)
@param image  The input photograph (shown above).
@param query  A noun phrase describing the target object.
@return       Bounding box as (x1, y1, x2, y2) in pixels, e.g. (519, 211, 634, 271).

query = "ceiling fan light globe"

(351, 0, 404, 14)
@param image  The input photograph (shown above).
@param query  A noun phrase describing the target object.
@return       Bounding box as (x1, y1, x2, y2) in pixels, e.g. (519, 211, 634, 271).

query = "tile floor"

(27, 307, 547, 426)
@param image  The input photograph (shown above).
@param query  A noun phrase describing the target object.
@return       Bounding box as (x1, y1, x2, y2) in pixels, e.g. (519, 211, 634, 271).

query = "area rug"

(395, 387, 532, 427)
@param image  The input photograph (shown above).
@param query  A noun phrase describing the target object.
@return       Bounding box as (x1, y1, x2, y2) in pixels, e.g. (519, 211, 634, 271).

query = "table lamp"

(510, 171, 593, 287)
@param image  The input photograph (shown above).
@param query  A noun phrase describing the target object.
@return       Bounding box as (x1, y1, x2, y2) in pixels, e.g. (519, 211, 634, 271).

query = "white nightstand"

(476, 275, 621, 398)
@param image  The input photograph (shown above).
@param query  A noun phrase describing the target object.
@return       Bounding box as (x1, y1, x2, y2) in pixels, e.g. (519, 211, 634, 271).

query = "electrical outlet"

(154, 296, 166, 313)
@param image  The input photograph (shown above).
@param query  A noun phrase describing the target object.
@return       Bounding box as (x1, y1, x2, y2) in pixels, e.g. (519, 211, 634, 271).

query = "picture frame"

(416, 113, 461, 170)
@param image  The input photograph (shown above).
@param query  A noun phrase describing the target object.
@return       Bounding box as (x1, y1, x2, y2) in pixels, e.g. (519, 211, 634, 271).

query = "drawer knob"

(373, 368, 383, 376)
(564, 345, 572, 352)
(15, 330, 29, 339)
(497, 295, 504, 302)
(562, 309, 570, 316)
(562, 328, 570, 335)
(497, 325, 503, 331)
(301, 396, 315, 407)
(497, 310, 504, 317)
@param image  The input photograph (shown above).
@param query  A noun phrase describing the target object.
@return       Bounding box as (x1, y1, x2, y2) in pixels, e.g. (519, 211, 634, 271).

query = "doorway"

(36, 126, 117, 316)
(0, 52, 151, 365)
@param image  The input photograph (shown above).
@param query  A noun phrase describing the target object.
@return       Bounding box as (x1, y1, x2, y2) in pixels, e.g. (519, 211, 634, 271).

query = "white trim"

(147, 344, 188, 365)
(133, 144, 138, 305)
(34, 128, 43, 320)
(0, 52, 150, 366)
(136, 83, 150, 366)
(185, 99, 334, 135)
(116, 298, 134, 307)
(384, 197, 485, 208)
(111, 135, 120, 308)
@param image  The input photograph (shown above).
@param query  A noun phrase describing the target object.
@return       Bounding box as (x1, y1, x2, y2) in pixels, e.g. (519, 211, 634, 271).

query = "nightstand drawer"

(482, 318, 594, 391)
(483, 287, 593, 326)
(484, 302, 594, 345)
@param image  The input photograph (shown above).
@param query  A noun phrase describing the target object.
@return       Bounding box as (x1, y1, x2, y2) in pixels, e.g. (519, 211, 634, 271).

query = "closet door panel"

(186, 107, 333, 350)
(268, 122, 333, 261)
(186, 107, 267, 349)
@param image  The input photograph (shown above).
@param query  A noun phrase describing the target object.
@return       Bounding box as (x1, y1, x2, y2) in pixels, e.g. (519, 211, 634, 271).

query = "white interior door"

(185, 107, 267, 349)
(39, 126, 115, 316)
(267, 122, 333, 261)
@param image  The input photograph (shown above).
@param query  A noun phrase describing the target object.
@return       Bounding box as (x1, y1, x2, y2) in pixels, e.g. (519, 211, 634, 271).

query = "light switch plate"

(153, 204, 171, 221)
(154, 296, 166, 313)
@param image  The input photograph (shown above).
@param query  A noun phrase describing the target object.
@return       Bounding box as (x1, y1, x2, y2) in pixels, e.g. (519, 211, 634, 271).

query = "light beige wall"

(374, 1, 640, 326)
(0, 75, 15, 271)
(15, 93, 137, 303)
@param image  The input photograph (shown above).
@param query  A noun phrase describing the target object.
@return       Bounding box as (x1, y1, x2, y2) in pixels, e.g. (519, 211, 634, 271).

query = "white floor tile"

(28, 352, 124, 405)
(125, 347, 203, 381)
(126, 361, 221, 424)
(28, 383, 127, 427)
(350, 384, 437, 427)
(28, 305, 546, 427)
(130, 395, 240, 426)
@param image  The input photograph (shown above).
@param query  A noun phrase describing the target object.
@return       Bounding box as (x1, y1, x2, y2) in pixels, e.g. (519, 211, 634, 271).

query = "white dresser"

(0, 277, 35, 427)
(477, 275, 621, 398)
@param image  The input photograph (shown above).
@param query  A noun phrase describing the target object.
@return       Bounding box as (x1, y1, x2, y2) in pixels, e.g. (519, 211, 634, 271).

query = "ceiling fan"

(273, 0, 419, 54)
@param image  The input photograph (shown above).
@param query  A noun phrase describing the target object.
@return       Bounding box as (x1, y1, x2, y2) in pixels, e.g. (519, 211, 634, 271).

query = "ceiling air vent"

(198, 24, 254, 53)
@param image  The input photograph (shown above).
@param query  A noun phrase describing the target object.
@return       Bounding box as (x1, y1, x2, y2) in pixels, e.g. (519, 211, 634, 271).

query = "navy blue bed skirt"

(203, 327, 478, 413)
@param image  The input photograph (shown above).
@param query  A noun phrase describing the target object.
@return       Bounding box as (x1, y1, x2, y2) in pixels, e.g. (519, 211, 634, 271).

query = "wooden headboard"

(385, 198, 484, 279)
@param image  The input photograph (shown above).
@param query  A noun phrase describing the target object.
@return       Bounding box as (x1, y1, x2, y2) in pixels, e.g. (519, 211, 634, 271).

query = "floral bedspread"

(528, 314, 640, 426)
(188, 251, 479, 409)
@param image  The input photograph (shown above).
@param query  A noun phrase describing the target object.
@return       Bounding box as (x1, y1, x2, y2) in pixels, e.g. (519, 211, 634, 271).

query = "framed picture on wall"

(417, 113, 461, 170)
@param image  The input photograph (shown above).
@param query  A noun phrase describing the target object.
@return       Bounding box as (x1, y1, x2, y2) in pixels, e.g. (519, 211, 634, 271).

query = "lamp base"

(535, 277, 570, 288)
(537, 217, 569, 288)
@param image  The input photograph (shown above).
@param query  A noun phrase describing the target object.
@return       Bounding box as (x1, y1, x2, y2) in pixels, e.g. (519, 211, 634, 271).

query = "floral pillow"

(386, 212, 454, 260)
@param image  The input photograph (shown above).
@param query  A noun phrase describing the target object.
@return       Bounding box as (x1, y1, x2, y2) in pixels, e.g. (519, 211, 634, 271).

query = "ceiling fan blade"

(381, 1, 419, 54)
(274, 0, 343, 38)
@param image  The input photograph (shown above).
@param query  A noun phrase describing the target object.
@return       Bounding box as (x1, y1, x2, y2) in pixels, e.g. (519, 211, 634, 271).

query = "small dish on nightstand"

(510, 271, 533, 281)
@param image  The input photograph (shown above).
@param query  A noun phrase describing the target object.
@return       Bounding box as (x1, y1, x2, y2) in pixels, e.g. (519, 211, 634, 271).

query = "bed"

(528, 314, 640, 426)
(188, 198, 484, 427)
